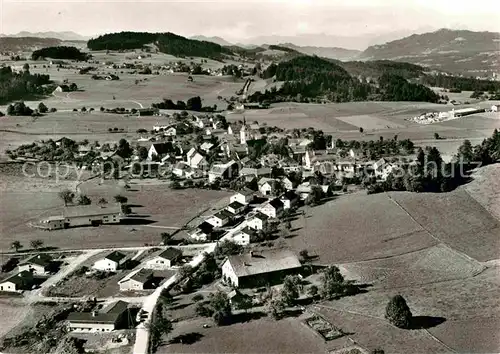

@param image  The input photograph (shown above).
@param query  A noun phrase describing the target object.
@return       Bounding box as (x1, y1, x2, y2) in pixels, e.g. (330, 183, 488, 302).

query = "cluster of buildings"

(409, 107, 489, 124)
(0, 254, 55, 292)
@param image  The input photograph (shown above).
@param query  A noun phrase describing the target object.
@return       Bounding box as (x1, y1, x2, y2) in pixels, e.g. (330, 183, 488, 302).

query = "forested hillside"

(87, 32, 232, 59)
(31, 46, 89, 61)
(248, 56, 439, 104)
(0, 66, 52, 104)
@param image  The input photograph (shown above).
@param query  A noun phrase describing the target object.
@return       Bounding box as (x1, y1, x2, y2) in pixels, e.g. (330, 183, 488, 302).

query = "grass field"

(162, 317, 328, 354)
(0, 298, 32, 339)
(285, 192, 437, 264)
(389, 190, 500, 262)
(0, 175, 230, 251)
(464, 164, 500, 221)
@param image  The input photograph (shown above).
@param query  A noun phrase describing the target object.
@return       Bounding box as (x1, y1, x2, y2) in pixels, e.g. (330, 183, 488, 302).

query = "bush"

(385, 295, 412, 329)
(192, 294, 204, 302)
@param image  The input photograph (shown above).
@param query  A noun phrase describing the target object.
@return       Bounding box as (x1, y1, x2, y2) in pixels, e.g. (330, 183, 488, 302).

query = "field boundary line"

(386, 193, 484, 268)
(423, 329, 458, 353)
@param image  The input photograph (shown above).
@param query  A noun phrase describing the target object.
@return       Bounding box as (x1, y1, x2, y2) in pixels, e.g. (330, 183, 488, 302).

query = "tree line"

(32, 46, 89, 61)
(421, 74, 500, 93)
(152, 96, 216, 112)
(0, 66, 51, 104)
(248, 56, 439, 104)
(87, 31, 232, 60)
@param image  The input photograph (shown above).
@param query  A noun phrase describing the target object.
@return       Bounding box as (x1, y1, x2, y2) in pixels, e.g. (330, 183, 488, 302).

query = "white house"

(18, 254, 53, 275)
(144, 248, 182, 270)
(200, 142, 215, 153)
(257, 198, 284, 219)
(206, 210, 233, 227)
(280, 191, 299, 210)
(118, 269, 155, 291)
(230, 188, 255, 205)
(281, 177, 295, 191)
(491, 104, 499, 112)
(258, 178, 279, 196)
(164, 126, 177, 136)
(232, 226, 255, 245)
(247, 212, 269, 230)
(208, 160, 237, 183)
(226, 201, 246, 215)
(93, 251, 127, 272)
(148, 142, 173, 161)
(189, 221, 214, 241)
(188, 152, 208, 170)
(0, 271, 35, 292)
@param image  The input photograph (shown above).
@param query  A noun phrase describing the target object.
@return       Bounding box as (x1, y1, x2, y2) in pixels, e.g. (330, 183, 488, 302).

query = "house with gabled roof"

(189, 221, 214, 241)
(258, 177, 280, 196)
(226, 201, 246, 215)
(280, 190, 299, 210)
(230, 188, 255, 205)
(93, 251, 128, 272)
(18, 254, 53, 275)
(148, 142, 174, 161)
(247, 212, 269, 230)
(232, 226, 255, 245)
(118, 269, 156, 291)
(206, 210, 233, 227)
(221, 249, 302, 288)
(144, 248, 182, 269)
(257, 198, 284, 219)
(0, 271, 35, 292)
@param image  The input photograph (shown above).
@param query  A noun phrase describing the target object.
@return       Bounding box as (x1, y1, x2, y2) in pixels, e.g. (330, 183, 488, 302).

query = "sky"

(1, 0, 500, 47)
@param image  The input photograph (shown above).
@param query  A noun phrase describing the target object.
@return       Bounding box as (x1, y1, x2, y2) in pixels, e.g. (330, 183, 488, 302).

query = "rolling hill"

(280, 43, 361, 61)
(4, 31, 89, 41)
(360, 28, 500, 75)
(0, 37, 62, 53)
(189, 35, 233, 46)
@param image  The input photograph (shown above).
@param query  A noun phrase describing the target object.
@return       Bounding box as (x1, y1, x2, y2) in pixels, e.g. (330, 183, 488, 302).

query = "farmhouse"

(67, 300, 132, 332)
(229, 188, 255, 205)
(186, 150, 208, 170)
(221, 249, 302, 288)
(39, 215, 65, 230)
(247, 212, 269, 230)
(93, 251, 128, 272)
(118, 269, 155, 291)
(257, 198, 284, 219)
(18, 254, 53, 275)
(206, 210, 233, 227)
(144, 248, 182, 269)
(189, 221, 215, 241)
(62, 204, 122, 228)
(0, 271, 35, 292)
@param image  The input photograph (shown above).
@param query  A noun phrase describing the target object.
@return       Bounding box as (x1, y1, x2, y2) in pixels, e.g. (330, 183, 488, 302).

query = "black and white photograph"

(0, 0, 499, 353)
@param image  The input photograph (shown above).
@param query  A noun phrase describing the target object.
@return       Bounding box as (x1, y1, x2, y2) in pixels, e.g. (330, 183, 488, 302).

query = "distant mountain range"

(189, 35, 233, 47)
(0, 31, 89, 41)
(279, 43, 361, 61)
(360, 28, 500, 74)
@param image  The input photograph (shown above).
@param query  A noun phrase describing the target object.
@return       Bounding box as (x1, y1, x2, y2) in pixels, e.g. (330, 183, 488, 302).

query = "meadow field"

(162, 317, 329, 354)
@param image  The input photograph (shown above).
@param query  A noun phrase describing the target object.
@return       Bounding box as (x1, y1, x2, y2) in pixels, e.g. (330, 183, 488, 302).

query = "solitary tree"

(385, 295, 413, 329)
(77, 194, 91, 205)
(281, 275, 303, 306)
(11, 241, 23, 252)
(299, 249, 309, 262)
(59, 189, 74, 206)
(320, 265, 346, 300)
(308, 285, 319, 299)
(161, 232, 172, 245)
(209, 291, 232, 326)
(114, 195, 128, 204)
(97, 197, 108, 206)
(38, 102, 48, 113)
(30, 239, 44, 250)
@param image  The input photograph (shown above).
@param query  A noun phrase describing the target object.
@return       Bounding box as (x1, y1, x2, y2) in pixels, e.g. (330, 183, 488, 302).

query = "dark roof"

(237, 187, 255, 196)
(240, 226, 256, 236)
(67, 301, 129, 325)
(128, 269, 154, 283)
(158, 247, 182, 261)
(268, 198, 284, 209)
(20, 254, 52, 268)
(227, 201, 245, 210)
(197, 221, 214, 234)
(105, 251, 127, 263)
(151, 142, 174, 155)
(214, 210, 233, 220)
(225, 250, 301, 278)
(282, 190, 298, 201)
(0, 271, 34, 287)
(252, 212, 269, 221)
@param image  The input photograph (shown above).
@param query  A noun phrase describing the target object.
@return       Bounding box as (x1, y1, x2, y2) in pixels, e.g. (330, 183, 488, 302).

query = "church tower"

(240, 116, 248, 145)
